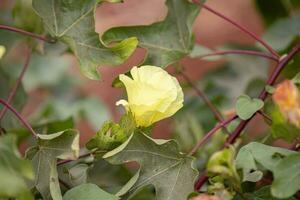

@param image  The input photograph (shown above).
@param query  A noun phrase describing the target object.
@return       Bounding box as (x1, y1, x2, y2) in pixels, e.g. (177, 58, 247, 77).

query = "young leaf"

(102, 0, 202, 67)
(63, 183, 118, 200)
(0, 135, 34, 199)
(236, 142, 297, 182)
(271, 153, 300, 198)
(32, 0, 138, 80)
(103, 132, 198, 200)
(235, 95, 264, 120)
(27, 129, 79, 200)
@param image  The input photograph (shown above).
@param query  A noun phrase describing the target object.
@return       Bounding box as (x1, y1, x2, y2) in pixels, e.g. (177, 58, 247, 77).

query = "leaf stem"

(191, 0, 280, 58)
(0, 99, 38, 138)
(195, 50, 279, 62)
(0, 48, 32, 120)
(194, 42, 300, 191)
(188, 115, 237, 156)
(0, 25, 55, 43)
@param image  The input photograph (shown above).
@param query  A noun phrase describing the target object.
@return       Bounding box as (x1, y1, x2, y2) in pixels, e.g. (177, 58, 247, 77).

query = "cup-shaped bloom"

(116, 66, 184, 127)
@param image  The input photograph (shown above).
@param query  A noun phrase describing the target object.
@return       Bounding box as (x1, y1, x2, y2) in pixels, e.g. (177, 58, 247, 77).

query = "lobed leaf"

(32, 0, 138, 80)
(103, 132, 198, 200)
(27, 129, 79, 200)
(102, 0, 202, 67)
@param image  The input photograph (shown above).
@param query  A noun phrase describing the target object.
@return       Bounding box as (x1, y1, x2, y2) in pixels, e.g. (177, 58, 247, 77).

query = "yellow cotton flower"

(0, 45, 5, 59)
(116, 65, 184, 127)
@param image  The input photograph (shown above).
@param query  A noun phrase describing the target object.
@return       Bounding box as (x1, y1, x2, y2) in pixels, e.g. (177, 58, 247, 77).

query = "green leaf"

(235, 142, 297, 182)
(102, 0, 201, 67)
(32, 0, 138, 80)
(103, 133, 198, 200)
(233, 186, 296, 200)
(235, 95, 264, 120)
(271, 153, 300, 198)
(263, 15, 300, 51)
(63, 183, 118, 200)
(0, 135, 34, 199)
(86, 159, 132, 193)
(27, 129, 79, 200)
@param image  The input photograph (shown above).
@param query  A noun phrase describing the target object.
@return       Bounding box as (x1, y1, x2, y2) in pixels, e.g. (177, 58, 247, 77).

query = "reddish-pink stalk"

(192, 0, 279, 58)
(0, 25, 54, 43)
(0, 99, 37, 138)
(196, 50, 279, 62)
(188, 115, 238, 156)
(0, 49, 32, 120)
(194, 42, 300, 191)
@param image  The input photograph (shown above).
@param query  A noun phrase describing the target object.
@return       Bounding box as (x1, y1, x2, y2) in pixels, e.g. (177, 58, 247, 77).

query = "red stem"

(192, 0, 280, 58)
(194, 42, 300, 191)
(0, 99, 37, 138)
(196, 50, 279, 62)
(0, 25, 54, 43)
(188, 115, 238, 156)
(0, 49, 32, 120)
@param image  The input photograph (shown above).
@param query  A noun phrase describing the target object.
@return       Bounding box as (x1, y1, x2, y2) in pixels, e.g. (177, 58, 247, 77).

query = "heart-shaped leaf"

(236, 95, 264, 120)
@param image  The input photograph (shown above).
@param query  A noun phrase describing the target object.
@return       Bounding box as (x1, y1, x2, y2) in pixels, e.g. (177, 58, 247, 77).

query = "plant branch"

(188, 115, 237, 156)
(0, 99, 37, 138)
(195, 50, 279, 62)
(0, 25, 55, 43)
(191, 0, 279, 58)
(0, 48, 32, 120)
(194, 42, 300, 191)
